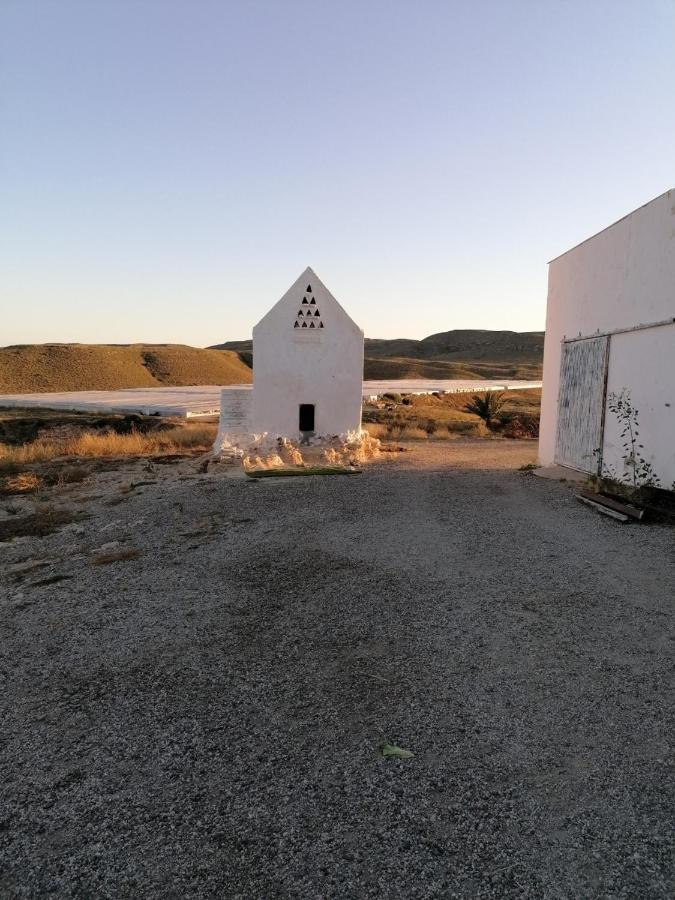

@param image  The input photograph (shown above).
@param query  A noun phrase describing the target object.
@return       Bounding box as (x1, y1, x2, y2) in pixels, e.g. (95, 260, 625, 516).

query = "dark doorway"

(299, 404, 315, 433)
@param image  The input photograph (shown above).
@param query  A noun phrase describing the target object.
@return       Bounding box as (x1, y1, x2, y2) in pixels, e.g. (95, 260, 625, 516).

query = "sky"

(1, 0, 674, 347)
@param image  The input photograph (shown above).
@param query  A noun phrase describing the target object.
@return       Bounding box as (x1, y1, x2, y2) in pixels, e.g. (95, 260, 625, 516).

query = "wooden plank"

(246, 466, 362, 479)
(576, 494, 629, 522)
(578, 488, 644, 520)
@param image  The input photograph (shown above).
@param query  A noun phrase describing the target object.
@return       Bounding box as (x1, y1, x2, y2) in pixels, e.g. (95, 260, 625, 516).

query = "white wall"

(251, 267, 364, 438)
(602, 322, 675, 487)
(539, 189, 675, 470)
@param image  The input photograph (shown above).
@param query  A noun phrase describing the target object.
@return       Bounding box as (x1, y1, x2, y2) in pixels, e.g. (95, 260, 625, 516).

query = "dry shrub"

(56, 464, 90, 486)
(0, 504, 79, 542)
(363, 423, 389, 440)
(165, 425, 217, 448)
(2, 471, 43, 494)
(364, 420, 487, 441)
(90, 547, 142, 565)
(0, 423, 218, 467)
(502, 415, 540, 439)
(0, 441, 55, 468)
(447, 419, 489, 438)
(402, 426, 429, 440)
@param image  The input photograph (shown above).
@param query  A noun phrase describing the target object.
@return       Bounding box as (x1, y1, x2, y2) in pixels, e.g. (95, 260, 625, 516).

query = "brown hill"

(362, 357, 542, 380)
(367, 329, 544, 364)
(0, 344, 252, 393)
(212, 329, 544, 380)
(0, 330, 543, 394)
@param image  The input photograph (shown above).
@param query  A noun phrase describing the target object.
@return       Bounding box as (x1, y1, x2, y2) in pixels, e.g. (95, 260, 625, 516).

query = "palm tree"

(464, 391, 506, 427)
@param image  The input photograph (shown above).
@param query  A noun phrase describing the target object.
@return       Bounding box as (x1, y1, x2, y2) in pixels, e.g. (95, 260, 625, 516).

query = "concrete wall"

(251, 267, 364, 438)
(539, 190, 675, 478)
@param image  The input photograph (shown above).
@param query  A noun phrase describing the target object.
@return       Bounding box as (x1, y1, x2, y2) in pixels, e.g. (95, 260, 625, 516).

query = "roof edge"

(548, 188, 674, 265)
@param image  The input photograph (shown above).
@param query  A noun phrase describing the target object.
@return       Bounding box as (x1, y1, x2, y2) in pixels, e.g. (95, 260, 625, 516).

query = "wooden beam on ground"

(246, 466, 362, 479)
(576, 494, 629, 522)
(578, 488, 644, 520)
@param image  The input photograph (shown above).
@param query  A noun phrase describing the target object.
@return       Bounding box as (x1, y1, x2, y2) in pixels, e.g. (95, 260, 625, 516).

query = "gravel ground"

(1, 441, 673, 898)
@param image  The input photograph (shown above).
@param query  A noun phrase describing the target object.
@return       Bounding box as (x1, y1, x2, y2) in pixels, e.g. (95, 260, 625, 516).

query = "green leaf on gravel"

(381, 743, 414, 760)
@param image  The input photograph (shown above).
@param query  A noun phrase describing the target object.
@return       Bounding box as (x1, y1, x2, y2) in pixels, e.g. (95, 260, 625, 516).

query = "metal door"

(555, 336, 609, 473)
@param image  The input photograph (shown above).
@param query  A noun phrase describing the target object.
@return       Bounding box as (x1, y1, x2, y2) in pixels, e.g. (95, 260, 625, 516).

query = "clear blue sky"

(1, 0, 673, 346)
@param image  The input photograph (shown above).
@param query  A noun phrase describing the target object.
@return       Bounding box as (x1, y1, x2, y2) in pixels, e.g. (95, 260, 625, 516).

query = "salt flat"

(0, 380, 542, 418)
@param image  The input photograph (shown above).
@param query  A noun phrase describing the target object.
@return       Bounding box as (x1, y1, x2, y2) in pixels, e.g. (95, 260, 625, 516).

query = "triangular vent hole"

(306, 285, 312, 292)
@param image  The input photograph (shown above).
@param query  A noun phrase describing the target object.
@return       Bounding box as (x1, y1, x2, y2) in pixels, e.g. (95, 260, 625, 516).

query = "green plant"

(381, 742, 414, 760)
(603, 389, 661, 496)
(464, 391, 506, 427)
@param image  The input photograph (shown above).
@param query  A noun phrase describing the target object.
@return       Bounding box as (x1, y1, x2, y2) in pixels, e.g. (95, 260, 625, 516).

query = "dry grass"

(0, 423, 218, 469)
(0, 504, 79, 542)
(364, 421, 489, 441)
(54, 464, 90, 486)
(90, 548, 142, 565)
(2, 471, 43, 494)
(2, 462, 95, 496)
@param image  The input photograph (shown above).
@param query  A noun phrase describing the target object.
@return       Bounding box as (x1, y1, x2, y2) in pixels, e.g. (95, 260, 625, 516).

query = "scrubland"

(0, 423, 216, 470)
(363, 388, 541, 441)
(0, 391, 540, 494)
(0, 409, 217, 498)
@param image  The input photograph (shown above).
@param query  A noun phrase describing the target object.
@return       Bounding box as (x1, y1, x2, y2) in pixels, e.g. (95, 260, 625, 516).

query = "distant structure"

(251, 267, 364, 440)
(539, 189, 675, 487)
(214, 267, 364, 455)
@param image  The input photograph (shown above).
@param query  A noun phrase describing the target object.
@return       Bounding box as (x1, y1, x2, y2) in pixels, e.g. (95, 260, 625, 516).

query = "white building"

(214, 267, 364, 454)
(539, 189, 675, 488)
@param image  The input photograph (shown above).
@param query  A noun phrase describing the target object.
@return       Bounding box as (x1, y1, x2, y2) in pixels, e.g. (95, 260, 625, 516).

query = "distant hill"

(0, 330, 543, 394)
(365, 329, 544, 362)
(211, 330, 544, 381)
(0, 344, 252, 393)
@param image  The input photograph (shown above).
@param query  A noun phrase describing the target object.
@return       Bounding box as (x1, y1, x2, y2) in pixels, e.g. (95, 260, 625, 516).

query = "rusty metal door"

(555, 336, 609, 473)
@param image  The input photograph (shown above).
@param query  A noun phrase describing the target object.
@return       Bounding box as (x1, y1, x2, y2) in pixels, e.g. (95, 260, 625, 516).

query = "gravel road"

(1, 441, 673, 898)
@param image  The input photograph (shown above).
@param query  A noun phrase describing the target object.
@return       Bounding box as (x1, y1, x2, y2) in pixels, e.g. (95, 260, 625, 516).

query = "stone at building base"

(212, 430, 380, 470)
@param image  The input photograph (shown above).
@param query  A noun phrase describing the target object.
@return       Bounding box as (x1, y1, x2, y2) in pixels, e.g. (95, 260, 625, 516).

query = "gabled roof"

(253, 267, 362, 335)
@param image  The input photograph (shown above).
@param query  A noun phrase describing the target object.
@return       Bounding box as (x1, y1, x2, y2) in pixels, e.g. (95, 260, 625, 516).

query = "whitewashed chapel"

(214, 267, 364, 455)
